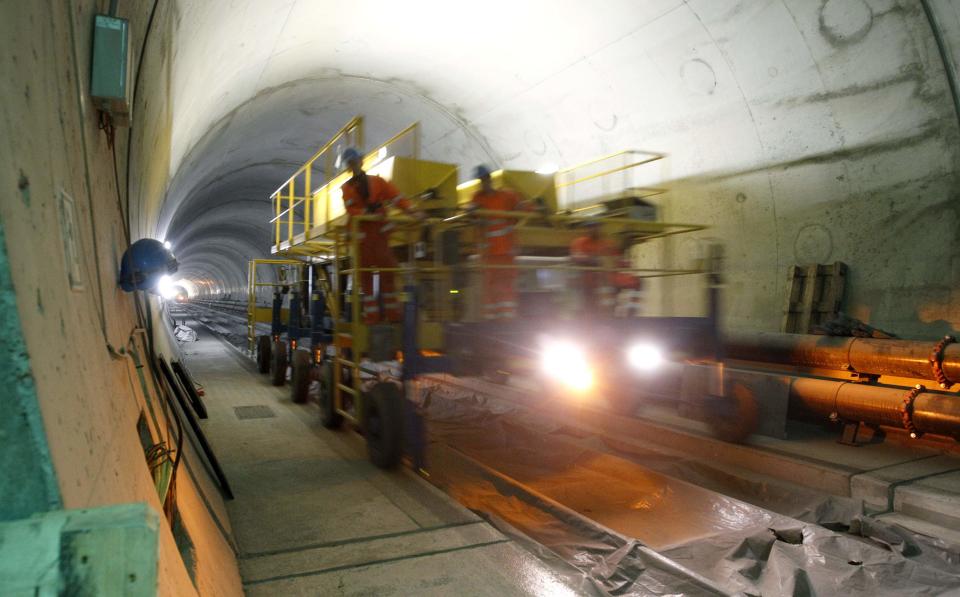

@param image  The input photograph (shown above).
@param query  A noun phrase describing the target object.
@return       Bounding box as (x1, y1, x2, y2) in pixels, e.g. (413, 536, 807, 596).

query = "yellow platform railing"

(270, 117, 363, 252)
(555, 149, 668, 211)
(246, 258, 302, 352)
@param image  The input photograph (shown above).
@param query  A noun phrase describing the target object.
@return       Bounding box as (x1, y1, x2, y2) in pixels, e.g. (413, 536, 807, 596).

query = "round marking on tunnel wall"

(735, 192, 747, 203)
(590, 101, 618, 131)
(819, 0, 873, 46)
(524, 130, 547, 156)
(374, 90, 404, 105)
(681, 58, 717, 95)
(794, 223, 833, 264)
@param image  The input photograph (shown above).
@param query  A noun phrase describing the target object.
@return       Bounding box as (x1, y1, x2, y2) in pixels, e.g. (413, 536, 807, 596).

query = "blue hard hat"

(340, 147, 362, 165)
(119, 238, 178, 293)
(474, 164, 492, 179)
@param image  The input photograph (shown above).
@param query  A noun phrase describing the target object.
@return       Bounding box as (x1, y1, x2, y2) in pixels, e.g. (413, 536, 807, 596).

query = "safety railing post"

(304, 166, 311, 235)
(350, 219, 362, 421)
(287, 180, 294, 242)
(273, 193, 280, 247)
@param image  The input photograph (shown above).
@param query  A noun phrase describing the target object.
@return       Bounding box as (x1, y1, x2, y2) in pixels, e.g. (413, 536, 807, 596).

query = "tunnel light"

(627, 342, 663, 372)
(541, 339, 594, 392)
(157, 275, 178, 300)
(535, 163, 559, 175)
(163, 240, 172, 250)
(377, 146, 388, 162)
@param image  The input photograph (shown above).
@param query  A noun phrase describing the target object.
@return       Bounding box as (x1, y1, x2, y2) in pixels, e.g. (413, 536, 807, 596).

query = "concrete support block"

(0, 503, 159, 596)
(850, 456, 960, 512)
(894, 470, 960, 531)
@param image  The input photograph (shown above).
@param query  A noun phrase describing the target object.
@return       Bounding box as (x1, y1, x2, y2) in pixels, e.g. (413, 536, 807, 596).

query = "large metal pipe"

(788, 377, 960, 439)
(726, 332, 960, 385)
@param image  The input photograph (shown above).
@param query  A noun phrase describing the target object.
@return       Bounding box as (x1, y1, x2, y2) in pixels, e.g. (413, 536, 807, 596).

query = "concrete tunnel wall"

(1, 1, 241, 594)
(1, 1, 959, 594)
(141, 0, 960, 337)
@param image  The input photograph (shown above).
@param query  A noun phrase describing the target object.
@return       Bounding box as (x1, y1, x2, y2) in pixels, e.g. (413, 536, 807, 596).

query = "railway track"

(175, 302, 960, 595)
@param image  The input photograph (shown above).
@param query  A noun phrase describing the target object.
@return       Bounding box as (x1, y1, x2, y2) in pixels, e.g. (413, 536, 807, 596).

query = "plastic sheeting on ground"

(417, 377, 960, 596)
(174, 324, 197, 342)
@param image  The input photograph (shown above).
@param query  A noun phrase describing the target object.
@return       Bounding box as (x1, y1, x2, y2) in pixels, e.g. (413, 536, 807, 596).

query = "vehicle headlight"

(541, 340, 594, 392)
(627, 343, 663, 371)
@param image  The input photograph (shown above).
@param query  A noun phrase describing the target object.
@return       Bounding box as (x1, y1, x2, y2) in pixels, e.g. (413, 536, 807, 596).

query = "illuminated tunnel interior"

(149, 0, 959, 334)
(4, 1, 960, 595)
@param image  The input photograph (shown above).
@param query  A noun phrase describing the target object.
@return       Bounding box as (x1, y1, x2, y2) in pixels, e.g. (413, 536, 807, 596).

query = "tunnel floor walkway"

(179, 321, 576, 596)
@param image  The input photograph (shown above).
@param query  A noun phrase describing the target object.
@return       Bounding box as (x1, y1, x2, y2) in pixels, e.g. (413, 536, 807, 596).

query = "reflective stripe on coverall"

(341, 173, 411, 324)
(471, 188, 526, 320)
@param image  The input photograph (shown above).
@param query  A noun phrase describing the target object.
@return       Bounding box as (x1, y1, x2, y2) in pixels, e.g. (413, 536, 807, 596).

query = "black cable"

(134, 282, 184, 506)
(111, 134, 131, 247)
(123, 0, 162, 234)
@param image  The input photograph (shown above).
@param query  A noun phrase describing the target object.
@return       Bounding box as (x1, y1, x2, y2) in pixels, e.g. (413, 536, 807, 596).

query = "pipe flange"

(929, 335, 956, 389)
(900, 384, 925, 439)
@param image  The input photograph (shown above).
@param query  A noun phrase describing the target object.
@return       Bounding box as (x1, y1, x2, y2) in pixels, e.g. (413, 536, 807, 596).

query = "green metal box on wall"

(90, 15, 131, 126)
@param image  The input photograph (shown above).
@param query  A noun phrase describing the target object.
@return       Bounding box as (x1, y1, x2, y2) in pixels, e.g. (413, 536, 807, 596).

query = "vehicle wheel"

(364, 382, 404, 469)
(256, 335, 271, 374)
(290, 349, 312, 403)
(704, 382, 758, 443)
(270, 340, 287, 386)
(318, 361, 343, 429)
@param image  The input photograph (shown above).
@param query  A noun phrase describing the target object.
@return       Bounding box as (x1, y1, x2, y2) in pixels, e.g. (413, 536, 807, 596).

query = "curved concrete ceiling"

(152, 0, 960, 333)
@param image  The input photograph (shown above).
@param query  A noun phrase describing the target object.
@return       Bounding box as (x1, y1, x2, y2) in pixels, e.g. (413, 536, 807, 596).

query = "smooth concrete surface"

(895, 470, 960, 529)
(851, 455, 960, 512)
(1, 2, 242, 595)
(876, 512, 960, 545)
(180, 321, 580, 595)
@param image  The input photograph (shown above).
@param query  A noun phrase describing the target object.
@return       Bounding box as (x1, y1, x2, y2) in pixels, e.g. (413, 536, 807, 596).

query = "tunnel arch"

(144, 0, 960, 334)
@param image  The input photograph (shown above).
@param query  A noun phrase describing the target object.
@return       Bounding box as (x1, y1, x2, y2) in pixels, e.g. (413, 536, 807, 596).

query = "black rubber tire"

(704, 382, 759, 444)
(290, 349, 312, 404)
(270, 340, 287, 386)
(256, 335, 271, 374)
(318, 361, 343, 429)
(364, 382, 404, 469)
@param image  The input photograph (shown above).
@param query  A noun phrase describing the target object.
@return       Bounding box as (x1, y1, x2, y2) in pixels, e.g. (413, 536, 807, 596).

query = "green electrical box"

(90, 14, 131, 126)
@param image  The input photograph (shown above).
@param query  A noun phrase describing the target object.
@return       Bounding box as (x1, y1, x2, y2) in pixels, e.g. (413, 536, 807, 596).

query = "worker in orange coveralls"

(570, 220, 618, 317)
(340, 147, 422, 324)
(467, 165, 535, 320)
(613, 239, 644, 318)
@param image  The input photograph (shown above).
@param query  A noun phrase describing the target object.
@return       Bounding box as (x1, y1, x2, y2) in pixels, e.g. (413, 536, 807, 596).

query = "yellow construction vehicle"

(252, 116, 730, 469)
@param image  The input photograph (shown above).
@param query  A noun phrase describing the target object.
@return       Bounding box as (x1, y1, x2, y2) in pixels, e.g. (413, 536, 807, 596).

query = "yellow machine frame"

(246, 258, 302, 352)
(262, 117, 709, 429)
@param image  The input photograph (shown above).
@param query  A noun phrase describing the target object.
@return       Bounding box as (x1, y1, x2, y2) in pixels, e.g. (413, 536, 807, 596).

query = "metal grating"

(234, 405, 276, 420)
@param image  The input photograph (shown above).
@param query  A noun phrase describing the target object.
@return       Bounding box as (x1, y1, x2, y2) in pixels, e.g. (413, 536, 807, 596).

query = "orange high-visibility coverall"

(570, 235, 618, 315)
(470, 189, 527, 320)
(341, 173, 411, 324)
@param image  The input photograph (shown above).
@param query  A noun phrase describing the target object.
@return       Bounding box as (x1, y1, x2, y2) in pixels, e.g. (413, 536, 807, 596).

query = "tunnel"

(3, 1, 960, 595)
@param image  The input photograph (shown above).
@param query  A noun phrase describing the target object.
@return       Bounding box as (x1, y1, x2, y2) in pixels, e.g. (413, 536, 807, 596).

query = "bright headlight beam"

(627, 343, 663, 371)
(541, 340, 594, 392)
